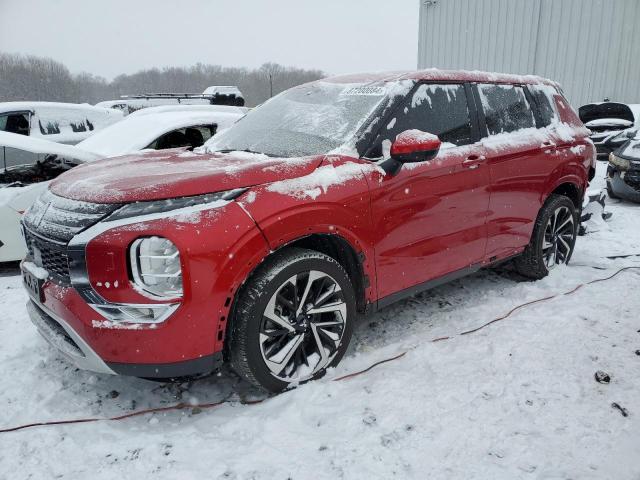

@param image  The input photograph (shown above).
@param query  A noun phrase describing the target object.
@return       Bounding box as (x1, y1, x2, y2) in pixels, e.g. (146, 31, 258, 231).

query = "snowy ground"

(1, 162, 640, 479)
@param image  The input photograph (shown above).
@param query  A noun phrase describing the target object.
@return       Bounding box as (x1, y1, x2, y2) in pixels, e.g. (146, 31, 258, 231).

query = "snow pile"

(585, 118, 634, 128)
(21, 261, 49, 280)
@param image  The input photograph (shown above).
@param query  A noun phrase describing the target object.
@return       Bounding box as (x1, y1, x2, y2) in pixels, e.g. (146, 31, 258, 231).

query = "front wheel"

(515, 194, 578, 279)
(228, 248, 356, 393)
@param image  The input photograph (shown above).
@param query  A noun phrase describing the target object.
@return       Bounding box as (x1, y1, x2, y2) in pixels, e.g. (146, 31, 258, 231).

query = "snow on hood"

(0, 131, 101, 163)
(585, 118, 633, 128)
(75, 110, 243, 157)
(50, 149, 323, 203)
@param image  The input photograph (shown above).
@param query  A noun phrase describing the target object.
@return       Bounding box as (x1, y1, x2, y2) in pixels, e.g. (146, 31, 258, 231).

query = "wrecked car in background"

(0, 105, 245, 262)
(579, 102, 639, 160)
(607, 135, 640, 203)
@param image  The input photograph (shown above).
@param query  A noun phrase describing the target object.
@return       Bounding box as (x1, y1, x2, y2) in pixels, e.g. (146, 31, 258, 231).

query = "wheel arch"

(223, 232, 370, 360)
(544, 178, 584, 210)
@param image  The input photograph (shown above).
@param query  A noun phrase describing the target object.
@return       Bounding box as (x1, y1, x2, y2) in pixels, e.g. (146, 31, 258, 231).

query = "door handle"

(463, 155, 486, 169)
(542, 141, 557, 153)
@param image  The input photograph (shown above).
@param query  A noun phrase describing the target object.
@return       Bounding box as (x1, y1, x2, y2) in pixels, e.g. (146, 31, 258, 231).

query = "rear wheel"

(515, 194, 578, 279)
(229, 248, 355, 393)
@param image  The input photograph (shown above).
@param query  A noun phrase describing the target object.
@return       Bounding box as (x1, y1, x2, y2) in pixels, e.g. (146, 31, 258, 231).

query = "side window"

(0, 113, 30, 136)
(528, 85, 559, 127)
(148, 125, 218, 150)
(368, 83, 473, 157)
(477, 84, 536, 135)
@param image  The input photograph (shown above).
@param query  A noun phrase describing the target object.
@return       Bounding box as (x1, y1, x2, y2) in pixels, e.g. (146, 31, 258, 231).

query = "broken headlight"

(609, 153, 630, 170)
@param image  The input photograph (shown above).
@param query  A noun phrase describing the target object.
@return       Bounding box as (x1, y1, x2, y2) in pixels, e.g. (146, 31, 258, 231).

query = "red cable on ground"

(1, 265, 639, 434)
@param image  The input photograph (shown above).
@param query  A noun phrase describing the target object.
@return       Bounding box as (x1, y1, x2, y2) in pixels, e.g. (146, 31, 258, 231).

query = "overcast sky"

(0, 0, 419, 79)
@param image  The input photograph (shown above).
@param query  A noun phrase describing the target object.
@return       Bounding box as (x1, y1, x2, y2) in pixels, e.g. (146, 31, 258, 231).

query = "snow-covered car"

(75, 104, 245, 157)
(0, 133, 100, 262)
(0, 102, 123, 145)
(0, 105, 245, 262)
(578, 102, 640, 160)
(607, 135, 640, 202)
(0, 102, 123, 170)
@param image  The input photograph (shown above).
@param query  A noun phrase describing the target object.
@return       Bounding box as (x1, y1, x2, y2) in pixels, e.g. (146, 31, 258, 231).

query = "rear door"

(473, 83, 560, 260)
(365, 83, 491, 301)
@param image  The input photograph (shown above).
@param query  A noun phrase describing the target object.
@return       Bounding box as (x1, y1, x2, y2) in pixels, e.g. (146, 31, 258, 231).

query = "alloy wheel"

(259, 270, 347, 382)
(542, 205, 575, 269)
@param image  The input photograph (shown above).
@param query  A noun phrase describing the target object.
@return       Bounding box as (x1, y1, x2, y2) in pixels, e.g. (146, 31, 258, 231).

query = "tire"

(514, 194, 578, 280)
(228, 248, 356, 393)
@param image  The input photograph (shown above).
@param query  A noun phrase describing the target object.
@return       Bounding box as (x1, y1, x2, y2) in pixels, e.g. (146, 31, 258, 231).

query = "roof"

(127, 104, 248, 117)
(323, 68, 559, 87)
(0, 101, 116, 115)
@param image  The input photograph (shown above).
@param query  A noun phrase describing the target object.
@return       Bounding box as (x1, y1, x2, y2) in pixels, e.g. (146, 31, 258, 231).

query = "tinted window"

(368, 83, 473, 157)
(0, 113, 30, 135)
(478, 84, 535, 135)
(147, 125, 217, 150)
(528, 84, 559, 127)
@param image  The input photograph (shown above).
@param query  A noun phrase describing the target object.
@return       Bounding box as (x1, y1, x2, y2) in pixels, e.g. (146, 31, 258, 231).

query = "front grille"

(22, 190, 121, 285)
(23, 230, 71, 284)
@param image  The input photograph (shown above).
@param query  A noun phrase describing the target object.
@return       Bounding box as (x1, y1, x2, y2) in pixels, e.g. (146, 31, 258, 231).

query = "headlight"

(130, 237, 183, 298)
(105, 188, 247, 222)
(609, 153, 631, 170)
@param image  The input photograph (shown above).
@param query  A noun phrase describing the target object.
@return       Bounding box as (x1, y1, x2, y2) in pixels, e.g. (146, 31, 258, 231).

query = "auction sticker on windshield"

(341, 86, 386, 96)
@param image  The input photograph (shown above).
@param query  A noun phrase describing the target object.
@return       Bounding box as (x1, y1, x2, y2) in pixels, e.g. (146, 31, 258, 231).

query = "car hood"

(579, 102, 635, 125)
(0, 131, 102, 163)
(50, 148, 324, 203)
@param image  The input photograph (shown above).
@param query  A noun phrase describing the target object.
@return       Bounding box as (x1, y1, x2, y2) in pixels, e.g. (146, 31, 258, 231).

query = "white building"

(418, 0, 640, 106)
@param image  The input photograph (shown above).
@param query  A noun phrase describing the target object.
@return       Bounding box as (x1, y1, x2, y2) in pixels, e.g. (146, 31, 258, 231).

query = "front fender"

(240, 157, 378, 303)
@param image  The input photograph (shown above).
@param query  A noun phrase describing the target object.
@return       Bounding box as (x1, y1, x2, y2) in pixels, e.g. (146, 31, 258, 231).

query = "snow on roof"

(0, 131, 101, 163)
(0, 101, 116, 115)
(128, 104, 247, 117)
(323, 68, 560, 88)
(202, 86, 243, 97)
(76, 109, 244, 157)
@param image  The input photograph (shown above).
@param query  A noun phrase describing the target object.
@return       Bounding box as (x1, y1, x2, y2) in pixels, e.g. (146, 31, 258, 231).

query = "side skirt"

(375, 263, 482, 312)
(373, 252, 523, 312)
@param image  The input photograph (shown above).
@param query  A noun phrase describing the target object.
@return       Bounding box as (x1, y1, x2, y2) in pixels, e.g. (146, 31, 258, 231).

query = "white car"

(0, 105, 245, 262)
(0, 101, 123, 145)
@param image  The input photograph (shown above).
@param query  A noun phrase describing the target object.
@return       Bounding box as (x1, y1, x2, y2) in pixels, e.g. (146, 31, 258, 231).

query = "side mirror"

(381, 130, 441, 175)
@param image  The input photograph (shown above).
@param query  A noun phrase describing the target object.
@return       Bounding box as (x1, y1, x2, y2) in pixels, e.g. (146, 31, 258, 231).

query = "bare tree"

(0, 52, 324, 107)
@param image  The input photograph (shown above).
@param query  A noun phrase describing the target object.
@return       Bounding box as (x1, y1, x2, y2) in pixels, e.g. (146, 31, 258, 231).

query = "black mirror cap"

(380, 148, 439, 175)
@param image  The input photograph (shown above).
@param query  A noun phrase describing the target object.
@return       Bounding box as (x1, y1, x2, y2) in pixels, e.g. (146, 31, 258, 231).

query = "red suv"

(21, 70, 595, 392)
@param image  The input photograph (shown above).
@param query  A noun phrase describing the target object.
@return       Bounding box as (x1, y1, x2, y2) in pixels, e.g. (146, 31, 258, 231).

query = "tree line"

(0, 52, 325, 107)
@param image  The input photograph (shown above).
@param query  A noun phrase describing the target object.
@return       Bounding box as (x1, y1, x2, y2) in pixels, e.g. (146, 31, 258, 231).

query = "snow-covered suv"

(21, 70, 594, 392)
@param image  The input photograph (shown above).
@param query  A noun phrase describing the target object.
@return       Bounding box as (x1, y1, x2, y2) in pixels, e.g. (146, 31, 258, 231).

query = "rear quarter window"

(478, 84, 536, 136)
(528, 84, 560, 127)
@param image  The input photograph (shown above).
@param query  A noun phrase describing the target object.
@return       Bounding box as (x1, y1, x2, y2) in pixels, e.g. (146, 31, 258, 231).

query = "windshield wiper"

(213, 148, 266, 155)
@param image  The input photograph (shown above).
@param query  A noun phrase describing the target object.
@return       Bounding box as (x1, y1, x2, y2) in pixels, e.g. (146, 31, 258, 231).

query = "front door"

(364, 83, 491, 301)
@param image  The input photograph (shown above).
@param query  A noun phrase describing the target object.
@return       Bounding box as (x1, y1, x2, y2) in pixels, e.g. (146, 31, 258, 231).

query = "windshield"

(206, 82, 389, 157)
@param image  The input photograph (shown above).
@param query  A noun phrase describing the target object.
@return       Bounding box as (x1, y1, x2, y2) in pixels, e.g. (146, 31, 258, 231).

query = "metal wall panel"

(418, 0, 640, 106)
